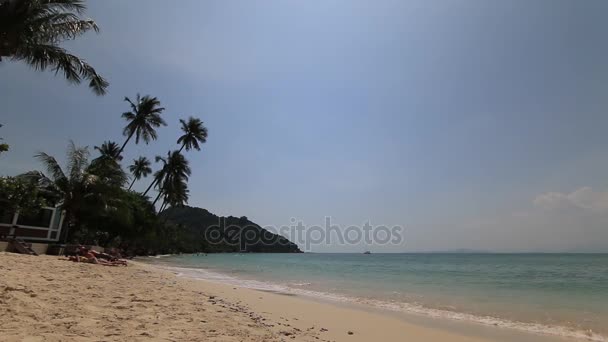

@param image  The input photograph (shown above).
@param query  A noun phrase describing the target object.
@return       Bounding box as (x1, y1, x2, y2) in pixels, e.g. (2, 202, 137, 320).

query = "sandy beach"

(0, 252, 569, 342)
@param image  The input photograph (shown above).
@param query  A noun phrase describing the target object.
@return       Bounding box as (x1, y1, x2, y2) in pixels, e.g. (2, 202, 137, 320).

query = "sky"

(1, 0, 607, 252)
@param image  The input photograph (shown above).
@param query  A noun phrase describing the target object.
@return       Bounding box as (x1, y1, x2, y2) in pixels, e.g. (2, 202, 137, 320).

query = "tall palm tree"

(177, 116, 208, 153)
(119, 94, 167, 154)
(94, 141, 122, 161)
(150, 150, 191, 207)
(0, 0, 108, 95)
(127, 156, 151, 190)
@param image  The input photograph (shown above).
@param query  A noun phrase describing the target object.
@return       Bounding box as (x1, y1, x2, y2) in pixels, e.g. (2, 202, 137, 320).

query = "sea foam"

(159, 265, 606, 342)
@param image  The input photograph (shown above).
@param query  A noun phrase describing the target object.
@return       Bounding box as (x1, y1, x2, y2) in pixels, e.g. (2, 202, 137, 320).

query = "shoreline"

(0, 252, 590, 341)
(142, 261, 599, 342)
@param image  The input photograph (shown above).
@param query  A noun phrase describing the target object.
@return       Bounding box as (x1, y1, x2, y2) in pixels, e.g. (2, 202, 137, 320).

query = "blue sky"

(1, 0, 608, 252)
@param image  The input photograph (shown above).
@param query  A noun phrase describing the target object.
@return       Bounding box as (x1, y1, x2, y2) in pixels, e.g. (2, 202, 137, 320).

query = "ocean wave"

(148, 254, 173, 259)
(288, 282, 313, 287)
(153, 265, 606, 342)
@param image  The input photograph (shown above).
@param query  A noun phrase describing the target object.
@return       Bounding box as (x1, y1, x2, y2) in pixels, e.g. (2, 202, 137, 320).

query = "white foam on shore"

(148, 254, 173, 259)
(156, 265, 606, 342)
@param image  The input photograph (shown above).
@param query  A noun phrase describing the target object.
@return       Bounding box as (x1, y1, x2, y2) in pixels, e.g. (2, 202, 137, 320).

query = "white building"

(0, 206, 65, 242)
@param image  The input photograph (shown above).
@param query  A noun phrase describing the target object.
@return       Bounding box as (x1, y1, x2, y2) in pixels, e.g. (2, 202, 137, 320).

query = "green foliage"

(73, 189, 159, 247)
(0, 176, 46, 214)
(23, 141, 126, 241)
(0, 0, 108, 94)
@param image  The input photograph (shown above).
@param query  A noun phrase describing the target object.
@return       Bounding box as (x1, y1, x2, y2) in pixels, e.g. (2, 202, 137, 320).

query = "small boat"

(363, 251, 371, 254)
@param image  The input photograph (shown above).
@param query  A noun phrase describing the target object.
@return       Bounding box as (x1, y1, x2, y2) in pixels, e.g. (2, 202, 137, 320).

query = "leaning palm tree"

(119, 94, 167, 154)
(177, 116, 208, 153)
(158, 178, 189, 212)
(0, 0, 108, 95)
(150, 150, 191, 206)
(142, 154, 167, 196)
(94, 141, 122, 161)
(127, 156, 151, 190)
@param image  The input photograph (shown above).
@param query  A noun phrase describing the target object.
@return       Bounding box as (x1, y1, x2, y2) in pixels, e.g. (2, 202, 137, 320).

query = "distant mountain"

(160, 206, 302, 253)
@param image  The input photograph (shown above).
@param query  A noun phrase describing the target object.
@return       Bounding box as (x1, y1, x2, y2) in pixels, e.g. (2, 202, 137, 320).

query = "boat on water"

(363, 251, 371, 254)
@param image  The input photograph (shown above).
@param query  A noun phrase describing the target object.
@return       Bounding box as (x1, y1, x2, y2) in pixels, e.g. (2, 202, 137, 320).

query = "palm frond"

(34, 152, 66, 182)
(66, 140, 90, 181)
(40, 0, 87, 15)
(31, 12, 98, 42)
(123, 96, 138, 113)
(1, 0, 107, 94)
(14, 44, 108, 94)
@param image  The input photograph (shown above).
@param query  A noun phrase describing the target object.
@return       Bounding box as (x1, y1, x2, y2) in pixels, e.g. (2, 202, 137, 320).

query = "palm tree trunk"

(118, 132, 134, 155)
(178, 143, 186, 153)
(152, 190, 163, 207)
(128, 177, 137, 190)
(143, 178, 157, 196)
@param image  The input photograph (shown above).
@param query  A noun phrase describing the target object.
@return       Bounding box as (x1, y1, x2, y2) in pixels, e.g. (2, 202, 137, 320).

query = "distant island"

(160, 206, 302, 253)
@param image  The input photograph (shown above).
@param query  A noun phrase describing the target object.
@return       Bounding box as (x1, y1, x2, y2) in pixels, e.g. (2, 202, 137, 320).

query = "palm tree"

(119, 94, 167, 154)
(177, 117, 208, 153)
(20, 141, 124, 241)
(159, 178, 188, 212)
(127, 156, 151, 190)
(142, 156, 164, 196)
(89, 141, 126, 189)
(0, 0, 108, 95)
(150, 150, 191, 207)
(94, 141, 122, 161)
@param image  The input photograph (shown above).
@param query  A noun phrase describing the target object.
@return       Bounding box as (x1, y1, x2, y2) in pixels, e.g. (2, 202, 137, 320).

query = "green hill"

(160, 206, 302, 253)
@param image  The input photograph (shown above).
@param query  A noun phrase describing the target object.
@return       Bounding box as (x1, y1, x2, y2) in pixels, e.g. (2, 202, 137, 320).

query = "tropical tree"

(150, 150, 191, 207)
(89, 141, 127, 188)
(94, 141, 122, 161)
(119, 94, 167, 154)
(177, 116, 208, 153)
(22, 141, 96, 239)
(0, 0, 108, 95)
(127, 156, 151, 190)
(20, 141, 124, 241)
(158, 178, 189, 212)
(0, 176, 45, 215)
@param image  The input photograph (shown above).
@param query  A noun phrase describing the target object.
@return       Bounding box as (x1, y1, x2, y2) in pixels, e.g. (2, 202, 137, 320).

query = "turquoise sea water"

(144, 253, 608, 341)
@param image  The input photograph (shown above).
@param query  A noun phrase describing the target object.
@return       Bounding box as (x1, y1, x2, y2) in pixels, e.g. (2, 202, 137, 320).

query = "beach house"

(0, 206, 65, 242)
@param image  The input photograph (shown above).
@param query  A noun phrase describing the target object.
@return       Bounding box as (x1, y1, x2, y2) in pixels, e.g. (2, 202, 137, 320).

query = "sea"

(142, 253, 608, 341)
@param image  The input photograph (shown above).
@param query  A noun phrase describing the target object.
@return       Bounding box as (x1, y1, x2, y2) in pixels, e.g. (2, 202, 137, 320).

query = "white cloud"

(533, 187, 608, 212)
